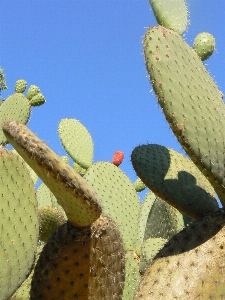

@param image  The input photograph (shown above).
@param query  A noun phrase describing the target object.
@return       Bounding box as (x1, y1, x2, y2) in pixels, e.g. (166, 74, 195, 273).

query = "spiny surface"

(131, 144, 218, 219)
(2, 120, 101, 226)
(0, 147, 38, 299)
(134, 209, 225, 299)
(144, 25, 225, 205)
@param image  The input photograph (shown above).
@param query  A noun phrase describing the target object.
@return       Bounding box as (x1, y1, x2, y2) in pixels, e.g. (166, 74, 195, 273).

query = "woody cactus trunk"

(0, 0, 224, 299)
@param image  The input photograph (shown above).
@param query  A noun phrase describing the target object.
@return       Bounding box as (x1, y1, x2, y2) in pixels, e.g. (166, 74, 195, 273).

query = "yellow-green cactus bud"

(15, 79, 27, 93)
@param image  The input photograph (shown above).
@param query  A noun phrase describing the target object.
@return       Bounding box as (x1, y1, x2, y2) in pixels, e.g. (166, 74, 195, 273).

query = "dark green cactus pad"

(0, 147, 38, 299)
(193, 32, 215, 61)
(135, 191, 184, 255)
(58, 118, 94, 169)
(31, 215, 125, 299)
(139, 237, 167, 275)
(149, 0, 188, 35)
(134, 209, 225, 299)
(132, 144, 218, 219)
(2, 120, 102, 227)
(38, 206, 66, 242)
(0, 93, 31, 145)
(84, 162, 140, 250)
(144, 25, 225, 206)
(15, 79, 27, 93)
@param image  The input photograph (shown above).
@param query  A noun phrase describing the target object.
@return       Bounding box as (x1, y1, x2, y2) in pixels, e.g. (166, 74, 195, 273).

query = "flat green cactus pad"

(144, 25, 225, 206)
(2, 120, 102, 227)
(149, 0, 188, 35)
(58, 118, 93, 169)
(0, 93, 31, 145)
(0, 147, 38, 299)
(15, 79, 27, 93)
(193, 32, 215, 61)
(134, 209, 225, 299)
(132, 144, 218, 219)
(84, 162, 140, 250)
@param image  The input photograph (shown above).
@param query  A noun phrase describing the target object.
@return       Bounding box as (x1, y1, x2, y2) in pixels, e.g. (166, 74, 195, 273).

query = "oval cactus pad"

(144, 26, 225, 206)
(2, 120, 101, 227)
(132, 144, 218, 219)
(84, 162, 140, 250)
(58, 118, 93, 169)
(0, 93, 31, 145)
(0, 147, 38, 299)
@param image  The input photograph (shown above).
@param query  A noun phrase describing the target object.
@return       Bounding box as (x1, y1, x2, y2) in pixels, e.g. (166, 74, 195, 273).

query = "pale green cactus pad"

(84, 161, 140, 250)
(132, 144, 218, 219)
(58, 118, 94, 169)
(26, 85, 40, 100)
(149, 0, 188, 35)
(133, 177, 146, 192)
(0, 93, 31, 145)
(144, 25, 225, 206)
(2, 120, 102, 227)
(134, 209, 225, 299)
(30, 93, 46, 106)
(0, 147, 38, 299)
(15, 79, 27, 93)
(193, 32, 215, 61)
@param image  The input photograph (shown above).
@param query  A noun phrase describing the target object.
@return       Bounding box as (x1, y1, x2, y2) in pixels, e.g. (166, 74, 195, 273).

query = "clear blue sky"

(1, 1, 225, 201)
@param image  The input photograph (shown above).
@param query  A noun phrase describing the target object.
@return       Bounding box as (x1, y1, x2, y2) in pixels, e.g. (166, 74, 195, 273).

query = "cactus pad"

(30, 93, 46, 106)
(132, 144, 218, 219)
(58, 118, 93, 169)
(0, 147, 38, 299)
(26, 85, 40, 100)
(149, 0, 188, 35)
(0, 93, 31, 145)
(144, 25, 225, 206)
(2, 120, 102, 226)
(15, 79, 27, 93)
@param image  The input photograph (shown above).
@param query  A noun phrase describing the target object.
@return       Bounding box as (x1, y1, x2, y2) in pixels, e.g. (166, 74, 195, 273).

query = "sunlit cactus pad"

(144, 25, 225, 205)
(84, 161, 140, 250)
(15, 79, 27, 93)
(0, 147, 38, 299)
(149, 0, 188, 35)
(2, 120, 102, 227)
(0, 93, 31, 145)
(132, 144, 218, 219)
(134, 209, 225, 299)
(58, 118, 94, 169)
(193, 32, 216, 61)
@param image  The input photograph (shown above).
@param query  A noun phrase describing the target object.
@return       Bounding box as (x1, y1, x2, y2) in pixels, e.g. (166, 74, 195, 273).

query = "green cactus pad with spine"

(0, 147, 38, 299)
(144, 25, 225, 206)
(132, 144, 218, 219)
(133, 177, 146, 192)
(84, 161, 140, 250)
(31, 215, 125, 299)
(2, 120, 102, 227)
(26, 85, 40, 100)
(134, 209, 225, 299)
(139, 237, 167, 275)
(58, 118, 94, 169)
(38, 206, 66, 242)
(15, 79, 27, 93)
(193, 32, 215, 61)
(149, 0, 188, 35)
(0, 93, 31, 145)
(30, 92, 46, 106)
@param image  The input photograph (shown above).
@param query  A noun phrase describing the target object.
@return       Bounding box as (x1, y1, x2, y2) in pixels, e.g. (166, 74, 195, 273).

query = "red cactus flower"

(112, 150, 124, 166)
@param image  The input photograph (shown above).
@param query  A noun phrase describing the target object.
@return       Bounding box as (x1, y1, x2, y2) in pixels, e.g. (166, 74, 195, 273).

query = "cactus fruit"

(149, 0, 188, 35)
(193, 32, 216, 61)
(112, 150, 124, 166)
(58, 118, 94, 169)
(0, 147, 38, 299)
(38, 206, 66, 242)
(15, 79, 27, 93)
(2, 120, 102, 227)
(30, 215, 125, 299)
